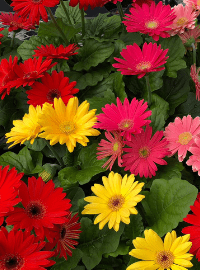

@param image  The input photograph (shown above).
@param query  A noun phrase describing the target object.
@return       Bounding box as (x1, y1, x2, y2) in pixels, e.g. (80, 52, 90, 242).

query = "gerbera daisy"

(5, 105, 42, 148)
(164, 115, 200, 162)
(184, 0, 200, 13)
(11, 57, 57, 88)
(122, 125, 170, 178)
(186, 137, 200, 175)
(6, 176, 72, 241)
(169, 4, 197, 36)
(11, 0, 60, 25)
(33, 44, 79, 60)
(182, 193, 200, 261)
(26, 70, 79, 107)
(179, 27, 200, 50)
(113, 42, 169, 79)
(38, 97, 100, 153)
(0, 55, 18, 99)
(82, 171, 145, 232)
(123, 1, 176, 41)
(132, 0, 153, 7)
(0, 12, 35, 32)
(0, 27, 4, 44)
(94, 97, 152, 141)
(190, 64, 200, 101)
(69, 0, 108, 11)
(97, 131, 124, 170)
(0, 227, 55, 270)
(0, 165, 23, 226)
(127, 229, 193, 270)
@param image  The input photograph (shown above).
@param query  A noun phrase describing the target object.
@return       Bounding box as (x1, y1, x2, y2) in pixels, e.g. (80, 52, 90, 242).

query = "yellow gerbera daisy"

(127, 229, 193, 270)
(5, 105, 42, 148)
(82, 171, 145, 232)
(38, 97, 100, 153)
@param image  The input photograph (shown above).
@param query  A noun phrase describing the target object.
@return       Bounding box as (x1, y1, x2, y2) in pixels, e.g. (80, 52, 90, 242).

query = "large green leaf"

(176, 92, 200, 118)
(159, 36, 186, 78)
(142, 178, 198, 237)
(149, 70, 164, 92)
(119, 32, 142, 46)
(58, 143, 106, 189)
(73, 39, 115, 71)
(124, 214, 144, 241)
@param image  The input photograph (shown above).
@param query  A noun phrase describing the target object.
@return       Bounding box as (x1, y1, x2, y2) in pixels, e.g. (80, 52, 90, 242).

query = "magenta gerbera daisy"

(6, 176, 72, 241)
(123, 1, 176, 41)
(113, 42, 169, 79)
(164, 115, 200, 162)
(122, 125, 170, 178)
(186, 137, 200, 175)
(97, 131, 124, 170)
(94, 97, 152, 141)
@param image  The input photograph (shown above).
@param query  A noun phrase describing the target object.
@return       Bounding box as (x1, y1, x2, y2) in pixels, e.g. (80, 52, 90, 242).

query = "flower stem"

(192, 43, 196, 65)
(46, 7, 69, 45)
(145, 75, 152, 107)
(11, 31, 16, 48)
(80, 8, 85, 37)
(116, 2, 126, 32)
(44, 140, 64, 167)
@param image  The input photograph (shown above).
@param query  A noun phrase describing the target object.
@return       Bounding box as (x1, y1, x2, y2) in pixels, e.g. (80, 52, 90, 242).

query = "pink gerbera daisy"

(164, 115, 200, 162)
(113, 42, 169, 79)
(94, 97, 152, 141)
(179, 27, 200, 50)
(186, 137, 200, 175)
(169, 4, 197, 36)
(122, 125, 170, 178)
(97, 131, 124, 170)
(123, 1, 176, 41)
(190, 64, 200, 101)
(184, 0, 200, 13)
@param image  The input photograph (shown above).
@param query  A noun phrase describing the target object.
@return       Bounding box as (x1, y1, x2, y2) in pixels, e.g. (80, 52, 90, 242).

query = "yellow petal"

(129, 249, 155, 260)
(126, 261, 156, 270)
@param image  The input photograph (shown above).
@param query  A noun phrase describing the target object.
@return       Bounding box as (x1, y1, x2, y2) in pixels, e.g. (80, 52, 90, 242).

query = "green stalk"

(11, 31, 16, 48)
(46, 7, 69, 45)
(145, 75, 152, 107)
(44, 140, 64, 167)
(116, 2, 126, 32)
(80, 8, 85, 37)
(192, 43, 196, 65)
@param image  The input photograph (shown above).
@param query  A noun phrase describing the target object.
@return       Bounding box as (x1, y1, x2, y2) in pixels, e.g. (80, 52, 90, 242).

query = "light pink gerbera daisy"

(123, 1, 176, 41)
(97, 131, 124, 170)
(184, 0, 200, 13)
(190, 64, 200, 101)
(169, 4, 197, 36)
(112, 42, 169, 79)
(179, 27, 200, 50)
(164, 115, 200, 162)
(186, 137, 200, 175)
(122, 125, 170, 178)
(94, 97, 152, 141)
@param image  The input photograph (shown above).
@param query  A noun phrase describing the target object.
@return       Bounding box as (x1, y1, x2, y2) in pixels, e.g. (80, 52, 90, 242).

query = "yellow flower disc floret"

(5, 105, 42, 148)
(82, 171, 145, 232)
(38, 97, 100, 153)
(127, 229, 193, 270)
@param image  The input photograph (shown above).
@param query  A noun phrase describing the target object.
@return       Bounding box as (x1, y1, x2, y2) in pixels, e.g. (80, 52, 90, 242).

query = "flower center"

(60, 226, 66, 239)
(25, 201, 46, 219)
(118, 119, 133, 131)
(197, 0, 200, 6)
(176, 17, 188, 26)
(156, 250, 174, 268)
(113, 142, 119, 152)
(145, 20, 158, 29)
(59, 121, 76, 135)
(178, 132, 193, 145)
(139, 146, 150, 158)
(10, 21, 24, 28)
(46, 89, 61, 103)
(4, 254, 24, 269)
(39, 170, 51, 182)
(136, 61, 151, 71)
(23, 71, 38, 80)
(108, 195, 125, 211)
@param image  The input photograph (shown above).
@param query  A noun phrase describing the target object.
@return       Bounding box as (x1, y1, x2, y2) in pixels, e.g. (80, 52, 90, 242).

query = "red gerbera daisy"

(122, 125, 170, 178)
(0, 12, 35, 32)
(11, 57, 57, 88)
(0, 55, 19, 99)
(69, 0, 108, 11)
(0, 165, 23, 226)
(33, 44, 79, 60)
(113, 42, 169, 79)
(0, 27, 4, 44)
(26, 70, 79, 106)
(11, 0, 60, 25)
(0, 227, 55, 269)
(6, 176, 72, 241)
(97, 131, 124, 170)
(94, 97, 152, 141)
(123, 1, 176, 41)
(182, 193, 200, 261)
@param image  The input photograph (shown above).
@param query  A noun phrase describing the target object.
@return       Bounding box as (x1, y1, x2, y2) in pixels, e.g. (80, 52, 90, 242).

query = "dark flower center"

(26, 201, 46, 219)
(60, 227, 66, 239)
(46, 89, 61, 103)
(4, 255, 24, 269)
(23, 71, 38, 80)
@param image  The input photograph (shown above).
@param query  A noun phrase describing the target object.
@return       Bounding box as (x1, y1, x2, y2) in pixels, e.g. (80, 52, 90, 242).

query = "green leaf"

(79, 217, 124, 270)
(110, 72, 127, 101)
(66, 187, 85, 212)
(124, 214, 144, 241)
(73, 39, 115, 71)
(159, 36, 186, 78)
(158, 69, 190, 115)
(119, 32, 142, 46)
(0, 96, 16, 127)
(24, 138, 46, 151)
(85, 13, 110, 37)
(58, 143, 106, 189)
(149, 70, 164, 92)
(176, 92, 200, 118)
(105, 242, 129, 258)
(142, 178, 198, 236)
